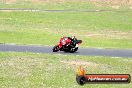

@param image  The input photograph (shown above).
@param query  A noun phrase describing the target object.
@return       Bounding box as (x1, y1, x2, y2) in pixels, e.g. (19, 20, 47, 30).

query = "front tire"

(53, 45, 59, 52)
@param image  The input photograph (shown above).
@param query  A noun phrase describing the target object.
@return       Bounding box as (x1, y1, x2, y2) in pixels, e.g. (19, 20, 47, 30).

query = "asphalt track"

(0, 44, 132, 58)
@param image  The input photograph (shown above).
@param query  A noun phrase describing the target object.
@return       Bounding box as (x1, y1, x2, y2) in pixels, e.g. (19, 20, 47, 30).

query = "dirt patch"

(47, 29, 132, 40)
(60, 59, 98, 68)
(90, 0, 132, 5)
(99, 30, 132, 39)
(60, 59, 115, 73)
(77, 30, 132, 39)
(99, 64, 113, 71)
(1, 0, 132, 5)
(130, 7, 132, 9)
(27, 0, 132, 5)
(112, 5, 120, 9)
(31, 0, 83, 3)
(2, 0, 16, 4)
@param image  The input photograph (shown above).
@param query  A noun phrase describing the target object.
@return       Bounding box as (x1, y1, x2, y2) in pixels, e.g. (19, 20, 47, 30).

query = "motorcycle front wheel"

(53, 45, 59, 52)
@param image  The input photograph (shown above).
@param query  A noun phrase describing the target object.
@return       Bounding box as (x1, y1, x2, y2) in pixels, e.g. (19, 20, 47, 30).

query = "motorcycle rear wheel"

(69, 47, 78, 53)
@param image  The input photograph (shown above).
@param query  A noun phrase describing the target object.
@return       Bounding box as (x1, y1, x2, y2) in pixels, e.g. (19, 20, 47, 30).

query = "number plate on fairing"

(76, 44, 78, 47)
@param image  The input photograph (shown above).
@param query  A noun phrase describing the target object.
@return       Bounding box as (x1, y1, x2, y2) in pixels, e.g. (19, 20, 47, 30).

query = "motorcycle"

(53, 37, 82, 53)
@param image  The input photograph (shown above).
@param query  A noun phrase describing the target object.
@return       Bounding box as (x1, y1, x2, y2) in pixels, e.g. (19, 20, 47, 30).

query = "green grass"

(0, 11, 132, 48)
(0, 52, 132, 88)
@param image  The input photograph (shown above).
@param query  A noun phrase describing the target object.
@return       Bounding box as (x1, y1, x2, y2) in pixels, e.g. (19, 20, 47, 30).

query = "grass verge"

(0, 11, 132, 48)
(0, 52, 132, 88)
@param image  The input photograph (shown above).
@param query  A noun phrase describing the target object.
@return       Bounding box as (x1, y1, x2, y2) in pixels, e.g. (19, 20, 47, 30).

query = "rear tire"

(53, 45, 59, 52)
(74, 47, 78, 52)
(69, 47, 78, 53)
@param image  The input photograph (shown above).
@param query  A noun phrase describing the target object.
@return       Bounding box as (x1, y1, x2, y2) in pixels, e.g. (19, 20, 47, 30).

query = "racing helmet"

(71, 35, 75, 39)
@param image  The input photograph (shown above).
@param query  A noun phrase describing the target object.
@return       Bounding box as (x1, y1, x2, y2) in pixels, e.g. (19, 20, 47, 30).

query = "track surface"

(0, 44, 132, 58)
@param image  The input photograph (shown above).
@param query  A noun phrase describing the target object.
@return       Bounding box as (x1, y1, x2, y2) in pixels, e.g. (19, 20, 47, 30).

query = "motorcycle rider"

(68, 35, 77, 46)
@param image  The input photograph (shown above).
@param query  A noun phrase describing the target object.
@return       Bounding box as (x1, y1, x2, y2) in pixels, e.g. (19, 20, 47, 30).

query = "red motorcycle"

(53, 37, 82, 53)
